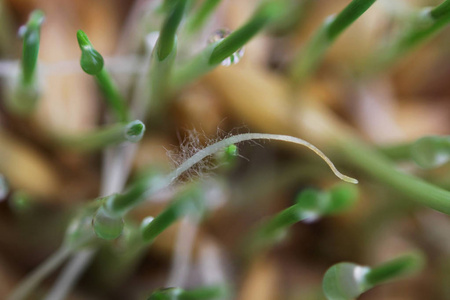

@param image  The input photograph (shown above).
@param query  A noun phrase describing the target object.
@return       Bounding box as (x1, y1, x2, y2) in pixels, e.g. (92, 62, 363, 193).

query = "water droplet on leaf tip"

(93, 206, 124, 240)
(208, 28, 245, 66)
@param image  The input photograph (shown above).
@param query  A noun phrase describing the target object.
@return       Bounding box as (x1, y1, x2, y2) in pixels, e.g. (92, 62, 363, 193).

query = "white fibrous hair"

(166, 131, 358, 185)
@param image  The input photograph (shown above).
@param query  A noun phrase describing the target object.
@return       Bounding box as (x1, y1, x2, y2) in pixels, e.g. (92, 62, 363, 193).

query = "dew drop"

(411, 136, 450, 169)
(93, 205, 124, 240)
(301, 211, 321, 224)
(140, 216, 155, 232)
(208, 28, 245, 66)
(322, 263, 371, 300)
(295, 188, 326, 217)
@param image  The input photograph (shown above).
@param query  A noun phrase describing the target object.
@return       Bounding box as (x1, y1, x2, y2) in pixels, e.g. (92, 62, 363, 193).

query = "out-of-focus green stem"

(378, 142, 413, 161)
(140, 185, 204, 243)
(20, 10, 44, 86)
(95, 69, 129, 122)
(364, 253, 424, 286)
(157, 0, 187, 61)
(147, 0, 187, 116)
(55, 120, 145, 151)
(6, 10, 44, 115)
(370, 0, 450, 71)
(337, 135, 450, 214)
(270, 0, 313, 35)
(290, 0, 377, 84)
(77, 30, 129, 122)
(172, 1, 284, 89)
(186, 0, 222, 34)
(148, 285, 228, 300)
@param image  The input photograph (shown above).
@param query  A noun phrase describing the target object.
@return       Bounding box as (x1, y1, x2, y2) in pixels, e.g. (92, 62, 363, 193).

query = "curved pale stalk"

(8, 247, 72, 300)
(168, 133, 358, 184)
(107, 133, 357, 216)
(44, 249, 96, 300)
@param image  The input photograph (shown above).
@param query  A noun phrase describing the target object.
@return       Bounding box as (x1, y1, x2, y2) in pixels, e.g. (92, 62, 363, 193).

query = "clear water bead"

(411, 136, 450, 169)
(208, 29, 245, 66)
(93, 205, 124, 240)
(323, 263, 371, 300)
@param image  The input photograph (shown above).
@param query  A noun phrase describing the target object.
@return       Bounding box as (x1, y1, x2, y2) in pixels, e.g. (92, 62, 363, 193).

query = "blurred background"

(1, 0, 450, 299)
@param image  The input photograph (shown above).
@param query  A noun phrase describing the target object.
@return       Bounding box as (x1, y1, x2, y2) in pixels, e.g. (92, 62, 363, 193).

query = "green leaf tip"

(125, 120, 146, 143)
(18, 9, 45, 87)
(21, 9, 45, 34)
(157, 0, 187, 60)
(208, 1, 283, 66)
(140, 185, 205, 243)
(77, 30, 104, 75)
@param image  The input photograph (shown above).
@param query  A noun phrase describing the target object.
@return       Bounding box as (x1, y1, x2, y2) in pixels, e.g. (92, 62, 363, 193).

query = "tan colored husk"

(0, 130, 60, 198)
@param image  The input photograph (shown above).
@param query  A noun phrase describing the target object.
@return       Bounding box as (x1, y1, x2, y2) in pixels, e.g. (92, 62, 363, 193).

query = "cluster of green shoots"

(2, 0, 450, 299)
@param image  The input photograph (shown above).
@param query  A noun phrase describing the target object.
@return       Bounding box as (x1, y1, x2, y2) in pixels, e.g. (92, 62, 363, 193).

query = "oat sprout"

(106, 133, 357, 217)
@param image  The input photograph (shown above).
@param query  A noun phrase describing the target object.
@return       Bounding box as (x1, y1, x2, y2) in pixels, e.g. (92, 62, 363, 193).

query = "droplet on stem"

(93, 205, 124, 240)
(208, 29, 245, 66)
(323, 263, 370, 300)
(411, 135, 450, 169)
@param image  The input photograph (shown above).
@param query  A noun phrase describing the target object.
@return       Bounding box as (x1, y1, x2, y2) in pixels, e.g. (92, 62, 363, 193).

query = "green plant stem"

(186, 0, 222, 34)
(95, 69, 129, 122)
(178, 286, 226, 300)
(370, 0, 450, 71)
(149, 286, 227, 300)
(157, 0, 187, 61)
(54, 120, 145, 151)
(20, 10, 44, 86)
(7, 10, 44, 115)
(337, 136, 450, 214)
(255, 205, 305, 240)
(270, 0, 313, 35)
(364, 253, 424, 287)
(141, 186, 204, 243)
(146, 0, 187, 116)
(77, 30, 129, 122)
(105, 175, 159, 216)
(378, 142, 413, 161)
(290, 0, 377, 84)
(148, 42, 177, 116)
(8, 247, 72, 300)
(105, 133, 357, 217)
(172, 1, 283, 89)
